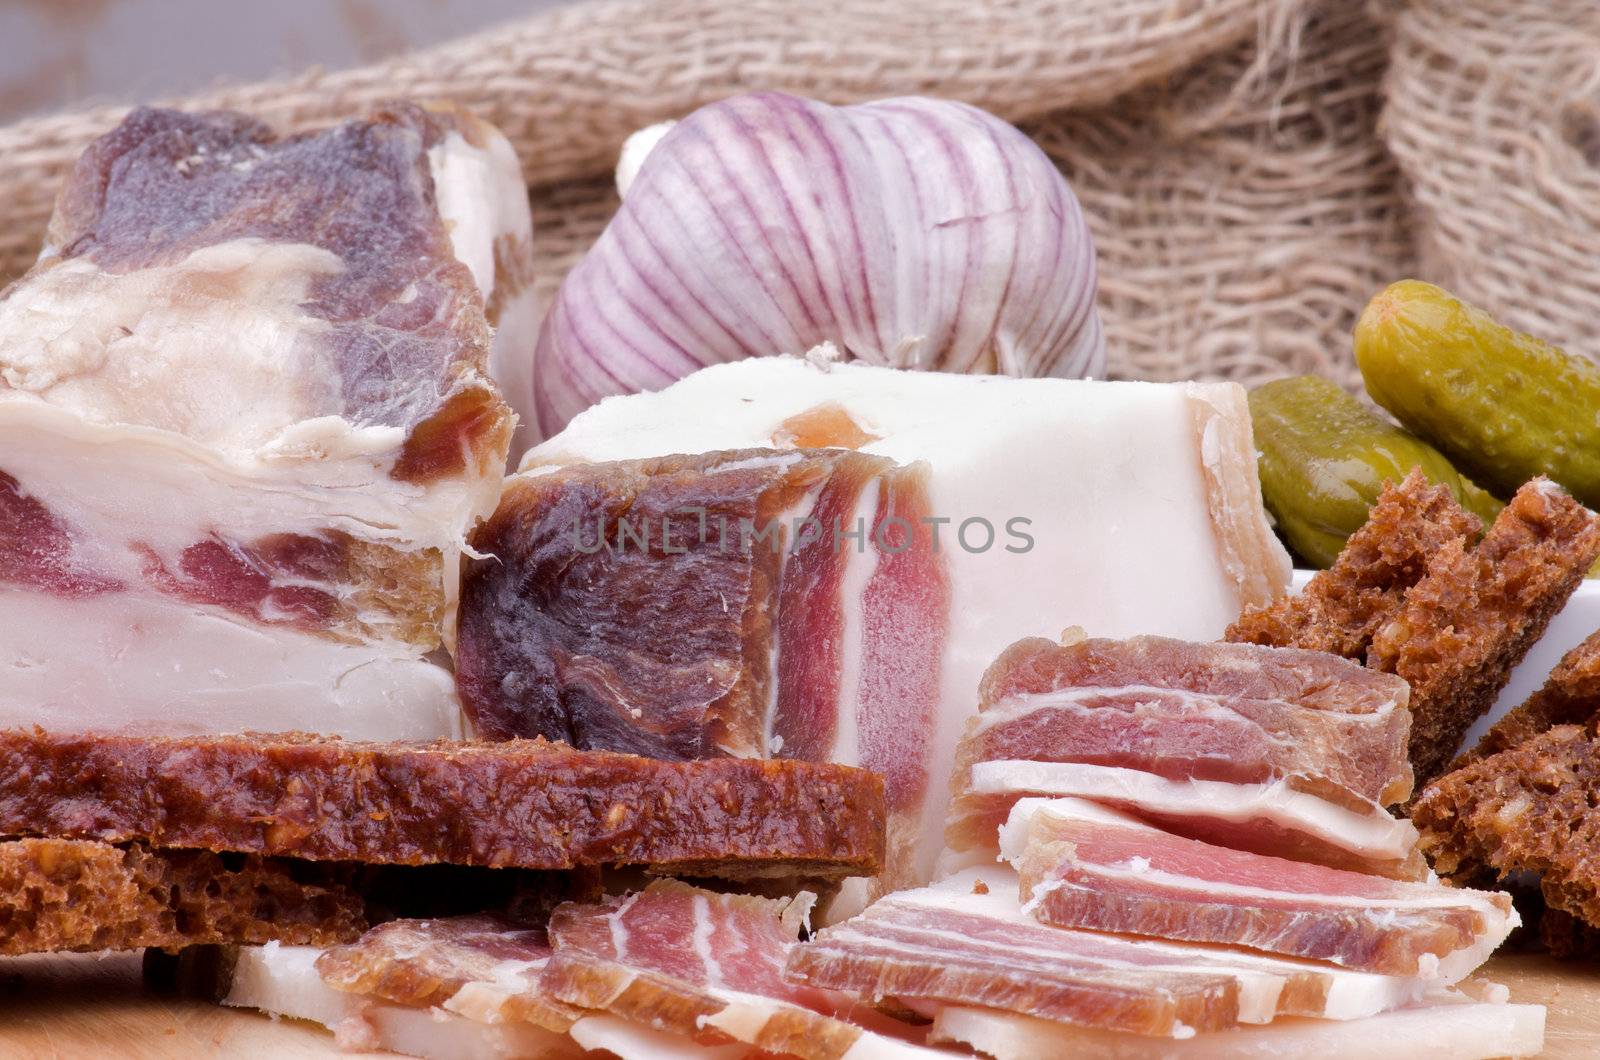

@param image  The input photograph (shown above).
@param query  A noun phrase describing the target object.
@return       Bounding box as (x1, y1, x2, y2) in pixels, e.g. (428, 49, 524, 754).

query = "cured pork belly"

(928, 998, 1546, 1060)
(457, 448, 944, 896)
(785, 868, 1427, 1038)
(964, 636, 1414, 807)
(944, 635, 1426, 880)
(511, 355, 1290, 895)
(0, 103, 534, 738)
(544, 879, 938, 1058)
(1003, 798, 1514, 980)
(945, 764, 1425, 881)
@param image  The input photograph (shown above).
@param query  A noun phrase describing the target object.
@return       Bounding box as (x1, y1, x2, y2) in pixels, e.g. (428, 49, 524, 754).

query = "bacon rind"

(786, 875, 1242, 1038)
(787, 870, 1431, 1036)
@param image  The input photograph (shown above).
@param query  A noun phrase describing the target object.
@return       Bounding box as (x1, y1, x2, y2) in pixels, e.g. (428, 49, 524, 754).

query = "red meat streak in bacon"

(138, 536, 342, 628)
(0, 470, 120, 597)
(777, 467, 945, 810)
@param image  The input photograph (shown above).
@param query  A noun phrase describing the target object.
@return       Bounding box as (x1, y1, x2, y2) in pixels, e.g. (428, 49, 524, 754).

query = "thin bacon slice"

(964, 635, 1414, 807)
(543, 879, 928, 1059)
(785, 869, 1427, 1039)
(1005, 798, 1514, 980)
(944, 761, 1426, 882)
(315, 916, 579, 1032)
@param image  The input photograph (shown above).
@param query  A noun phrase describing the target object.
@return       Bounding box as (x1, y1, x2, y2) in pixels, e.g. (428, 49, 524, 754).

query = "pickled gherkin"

(1355, 280, 1600, 508)
(1250, 376, 1503, 567)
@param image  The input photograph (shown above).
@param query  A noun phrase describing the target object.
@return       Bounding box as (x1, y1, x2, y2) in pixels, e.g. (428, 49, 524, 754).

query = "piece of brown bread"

(1460, 628, 1600, 766)
(1227, 470, 1481, 658)
(0, 838, 367, 955)
(1231, 474, 1600, 788)
(1536, 906, 1600, 959)
(1414, 725, 1600, 928)
(0, 730, 884, 880)
(1371, 479, 1600, 786)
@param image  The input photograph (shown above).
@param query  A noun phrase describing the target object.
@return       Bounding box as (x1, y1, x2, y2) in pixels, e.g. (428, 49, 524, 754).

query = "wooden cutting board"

(0, 951, 1593, 1058)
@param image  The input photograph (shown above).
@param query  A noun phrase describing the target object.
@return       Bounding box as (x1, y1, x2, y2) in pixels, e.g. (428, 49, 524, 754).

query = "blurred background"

(0, 0, 565, 123)
(0, 0, 1592, 397)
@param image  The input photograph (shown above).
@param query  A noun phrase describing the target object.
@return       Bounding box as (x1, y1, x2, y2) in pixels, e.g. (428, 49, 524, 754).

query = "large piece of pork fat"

(928, 997, 1545, 1060)
(785, 868, 1426, 1039)
(1002, 798, 1515, 980)
(516, 354, 1291, 900)
(0, 103, 534, 739)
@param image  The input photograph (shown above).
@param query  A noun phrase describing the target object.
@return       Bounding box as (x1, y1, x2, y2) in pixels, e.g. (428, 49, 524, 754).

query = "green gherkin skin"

(1249, 375, 1503, 568)
(1355, 279, 1600, 508)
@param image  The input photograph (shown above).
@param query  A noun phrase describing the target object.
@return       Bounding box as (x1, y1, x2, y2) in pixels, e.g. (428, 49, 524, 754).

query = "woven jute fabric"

(1033, 1, 1409, 387)
(0, 0, 1284, 286)
(0, 0, 1582, 385)
(1384, 0, 1600, 362)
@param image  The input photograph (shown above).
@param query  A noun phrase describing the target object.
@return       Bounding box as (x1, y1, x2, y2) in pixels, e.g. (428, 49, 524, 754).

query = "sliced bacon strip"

(785, 869, 1427, 1039)
(544, 879, 927, 1059)
(225, 940, 581, 1059)
(944, 760, 1425, 882)
(1004, 798, 1514, 980)
(316, 916, 579, 1032)
(964, 636, 1413, 807)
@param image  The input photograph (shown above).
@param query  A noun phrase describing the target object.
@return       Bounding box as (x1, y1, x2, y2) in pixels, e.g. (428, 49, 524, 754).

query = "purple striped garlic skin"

(533, 92, 1103, 437)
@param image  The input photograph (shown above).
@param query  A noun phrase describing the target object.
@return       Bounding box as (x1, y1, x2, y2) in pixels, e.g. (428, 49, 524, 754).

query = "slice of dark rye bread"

(0, 838, 365, 955)
(1230, 473, 1600, 788)
(1413, 632, 1600, 954)
(1414, 725, 1600, 932)
(1460, 627, 1600, 767)
(0, 837, 596, 956)
(0, 730, 886, 880)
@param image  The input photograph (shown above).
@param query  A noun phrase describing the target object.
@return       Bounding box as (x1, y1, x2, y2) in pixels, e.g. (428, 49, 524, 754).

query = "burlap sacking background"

(0, 0, 1589, 388)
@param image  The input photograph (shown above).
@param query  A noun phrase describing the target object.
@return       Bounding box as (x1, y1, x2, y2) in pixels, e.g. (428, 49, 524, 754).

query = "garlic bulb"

(534, 91, 1104, 436)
